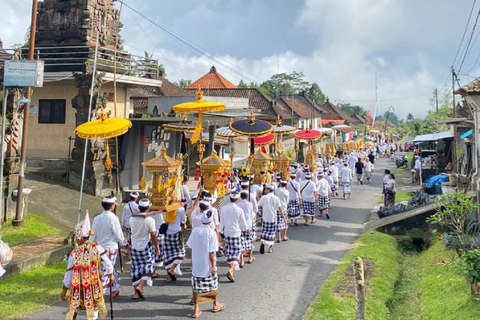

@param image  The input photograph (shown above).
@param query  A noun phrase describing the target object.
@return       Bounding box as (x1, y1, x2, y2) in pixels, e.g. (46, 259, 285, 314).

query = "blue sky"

(2, 0, 479, 120)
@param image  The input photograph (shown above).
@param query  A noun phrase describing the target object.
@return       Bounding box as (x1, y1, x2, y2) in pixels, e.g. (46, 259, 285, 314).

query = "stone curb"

(2, 245, 71, 279)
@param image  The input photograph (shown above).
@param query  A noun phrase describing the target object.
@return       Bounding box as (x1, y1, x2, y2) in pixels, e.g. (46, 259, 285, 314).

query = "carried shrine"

(196, 150, 231, 198)
(271, 151, 291, 180)
(249, 149, 272, 184)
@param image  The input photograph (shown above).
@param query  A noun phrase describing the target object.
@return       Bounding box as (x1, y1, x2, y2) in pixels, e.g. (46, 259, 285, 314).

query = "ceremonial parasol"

(163, 113, 199, 157)
(316, 127, 333, 134)
(331, 124, 348, 130)
(254, 133, 275, 146)
(229, 109, 273, 155)
(294, 128, 322, 141)
(216, 126, 239, 171)
(75, 107, 132, 189)
(272, 115, 296, 152)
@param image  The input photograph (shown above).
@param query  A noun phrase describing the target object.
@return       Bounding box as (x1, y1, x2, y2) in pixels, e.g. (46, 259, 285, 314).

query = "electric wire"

(458, 7, 480, 75)
(122, 1, 265, 84)
(452, 0, 477, 68)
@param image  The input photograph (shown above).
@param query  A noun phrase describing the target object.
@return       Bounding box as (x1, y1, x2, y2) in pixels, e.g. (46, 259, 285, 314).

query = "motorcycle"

(395, 155, 408, 168)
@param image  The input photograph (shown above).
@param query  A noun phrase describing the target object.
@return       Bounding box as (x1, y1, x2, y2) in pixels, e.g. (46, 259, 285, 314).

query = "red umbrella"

(294, 129, 322, 141)
(253, 133, 275, 146)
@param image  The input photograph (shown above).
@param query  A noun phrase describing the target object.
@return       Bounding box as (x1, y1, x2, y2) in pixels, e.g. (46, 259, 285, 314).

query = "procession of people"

(59, 141, 395, 319)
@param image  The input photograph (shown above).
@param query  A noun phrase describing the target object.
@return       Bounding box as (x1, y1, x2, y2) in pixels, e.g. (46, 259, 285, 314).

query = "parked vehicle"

(404, 141, 415, 151)
(396, 155, 408, 168)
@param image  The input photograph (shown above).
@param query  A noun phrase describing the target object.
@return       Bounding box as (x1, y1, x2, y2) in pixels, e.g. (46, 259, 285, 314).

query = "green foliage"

(303, 232, 402, 320)
(258, 71, 325, 105)
(337, 102, 366, 118)
(0, 261, 67, 319)
(456, 249, 480, 280)
(1, 214, 62, 246)
(427, 192, 480, 248)
(176, 79, 192, 89)
(237, 80, 259, 89)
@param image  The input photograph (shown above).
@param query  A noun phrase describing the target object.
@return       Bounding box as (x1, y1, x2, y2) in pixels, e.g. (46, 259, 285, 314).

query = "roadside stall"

(413, 131, 454, 182)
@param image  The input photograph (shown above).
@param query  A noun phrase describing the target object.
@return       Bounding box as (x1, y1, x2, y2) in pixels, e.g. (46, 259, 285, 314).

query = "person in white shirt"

(286, 173, 302, 226)
(339, 163, 353, 200)
(90, 196, 128, 296)
(237, 191, 255, 266)
(121, 192, 139, 241)
(62, 211, 113, 320)
(364, 159, 373, 184)
(257, 184, 286, 254)
(300, 172, 318, 226)
(164, 207, 187, 283)
(181, 175, 192, 210)
(187, 211, 226, 318)
(274, 180, 290, 242)
(219, 192, 250, 282)
(347, 153, 357, 178)
(414, 155, 421, 184)
(328, 162, 339, 196)
(129, 199, 161, 300)
(316, 173, 332, 219)
(382, 169, 391, 206)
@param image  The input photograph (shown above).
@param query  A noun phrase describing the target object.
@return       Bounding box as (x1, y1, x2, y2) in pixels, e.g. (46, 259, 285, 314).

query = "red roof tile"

(186, 66, 237, 89)
(184, 88, 273, 111)
(277, 95, 322, 119)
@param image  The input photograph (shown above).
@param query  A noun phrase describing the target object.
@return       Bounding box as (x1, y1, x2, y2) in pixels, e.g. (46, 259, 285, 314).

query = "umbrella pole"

(115, 136, 120, 195)
(77, 34, 99, 223)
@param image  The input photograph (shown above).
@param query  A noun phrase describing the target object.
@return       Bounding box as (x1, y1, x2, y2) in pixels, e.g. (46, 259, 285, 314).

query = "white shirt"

(365, 161, 372, 173)
(250, 184, 262, 200)
(90, 211, 127, 251)
(329, 165, 339, 180)
(181, 184, 191, 203)
(339, 167, 352, 183)
(316, 178, 331, 197)
(257, 192, 282, 223)
(166, 207, 187, 235)
(237, 200, 254, 228)
(121, 201, 138, 229)
(348, 155, 357, 167)
(300, 180, 317, 202)
(63, 244, 113, 288)
(191, 207, 204, 230)
(414, 159, 421, 170)
(150, 211, 165, 236)
(286, 179, 301, 201)
(130, 215, 156, 251)
(219, 202, 249, 237)
(323, 174, 334, 187)
(274, 187, 290, 212)
(187, 224, 218, 278)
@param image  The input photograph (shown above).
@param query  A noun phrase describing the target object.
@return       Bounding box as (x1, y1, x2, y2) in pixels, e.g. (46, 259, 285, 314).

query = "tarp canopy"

(461, 129, 472, 139)
(413, 131, 454, 143)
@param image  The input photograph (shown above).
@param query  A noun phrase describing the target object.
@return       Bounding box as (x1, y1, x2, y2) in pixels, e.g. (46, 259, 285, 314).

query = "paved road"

(25, 156, 397, 320)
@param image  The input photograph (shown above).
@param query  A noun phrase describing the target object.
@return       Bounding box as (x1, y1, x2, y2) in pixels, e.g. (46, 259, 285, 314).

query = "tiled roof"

(184, 88, 273, 111)
(133, 99, 148, 113)
(186, 66, 237, 89)
(130, 87, 157, 98)
(158, 78, 191, 96)
(354, 114, 367, 124)
(277, 95, 322, 119)
(456, 77, 480, 95)
(320, 100, 357, 124)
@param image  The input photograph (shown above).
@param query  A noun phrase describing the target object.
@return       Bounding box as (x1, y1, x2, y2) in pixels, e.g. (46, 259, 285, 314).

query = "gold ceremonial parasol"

(75, 107, 132, 189)
(272, 115, 296, 152)
(173, 88, 226, 183)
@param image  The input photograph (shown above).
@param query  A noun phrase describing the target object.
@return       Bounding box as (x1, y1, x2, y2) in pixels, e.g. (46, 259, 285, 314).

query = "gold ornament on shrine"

(142, 148, 182, 222)
(249, 148, 272, 184)
(304, 144, 318, 174)
(196, 150, 231, 198)
(271, 151, 291, 180)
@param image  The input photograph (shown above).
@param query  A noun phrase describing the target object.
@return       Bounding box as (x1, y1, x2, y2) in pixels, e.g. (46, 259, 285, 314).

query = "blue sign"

(4, 60, 44, 87)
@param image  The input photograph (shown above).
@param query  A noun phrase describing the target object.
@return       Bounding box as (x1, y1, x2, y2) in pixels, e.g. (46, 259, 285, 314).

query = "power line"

(452, 0, 477, 68)
(458, 7, 480, 74)
(122, 1, 265, 84)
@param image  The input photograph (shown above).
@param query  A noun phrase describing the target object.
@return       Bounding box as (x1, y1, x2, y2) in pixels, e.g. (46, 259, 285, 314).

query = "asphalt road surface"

(25, 156, 397, 320)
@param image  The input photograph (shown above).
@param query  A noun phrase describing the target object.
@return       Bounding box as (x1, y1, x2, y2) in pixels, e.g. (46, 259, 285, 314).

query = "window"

(38, 99, 66, 124)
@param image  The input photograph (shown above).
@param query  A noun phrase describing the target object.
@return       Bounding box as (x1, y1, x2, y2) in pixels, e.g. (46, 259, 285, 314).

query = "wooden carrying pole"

(354, 257, 365, 320)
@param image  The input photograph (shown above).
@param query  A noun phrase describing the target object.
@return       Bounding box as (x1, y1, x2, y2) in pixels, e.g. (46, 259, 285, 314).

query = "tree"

(337, 103, 366, 118)
(176, 79, 192, 89)
(237, 80, 259, 89)
(144, 51, 166, 78)
(259, 71, 315, 99)
(306, 83, 326, 106)
(406, 113, 414, 123)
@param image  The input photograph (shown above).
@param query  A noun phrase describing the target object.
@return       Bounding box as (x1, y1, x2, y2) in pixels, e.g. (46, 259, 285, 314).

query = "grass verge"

(1, 213, 61, 246)
(377, 191, 414, 204)
(303, 232, 402, 320)
(0, 261, 67, 320)
(418, 240, 480, 320)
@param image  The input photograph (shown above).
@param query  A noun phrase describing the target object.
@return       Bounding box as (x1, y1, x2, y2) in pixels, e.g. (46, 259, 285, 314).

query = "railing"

(1, 46, 159, 78)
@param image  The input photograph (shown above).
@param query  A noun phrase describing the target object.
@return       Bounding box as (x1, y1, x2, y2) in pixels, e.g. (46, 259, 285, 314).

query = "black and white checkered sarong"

(155, 234, 164, 263)
(130, 242, 156, 285)
(303, 201, 316, 216)
(260, 221, 276, 241)
(241, 231, 253, 252)
(287, 200, 301, 218)
(163, 232, 185, 269)
(318, 196, 330, 210)
(224, 236, 241, 264)
(276, 211, 287, 231)
(342, 182, 351, 194)
(192, 273, 219, 293)
(257, 206, 263, 219)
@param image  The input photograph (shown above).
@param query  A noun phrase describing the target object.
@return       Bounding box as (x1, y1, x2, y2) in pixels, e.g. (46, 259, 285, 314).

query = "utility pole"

(434, 88, 439, 114)
(452, 67, 458, 173)
(13, 0, 38, 226)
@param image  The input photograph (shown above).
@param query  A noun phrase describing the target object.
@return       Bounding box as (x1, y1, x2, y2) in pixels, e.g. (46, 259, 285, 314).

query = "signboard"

(4, 60, 44, 87)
